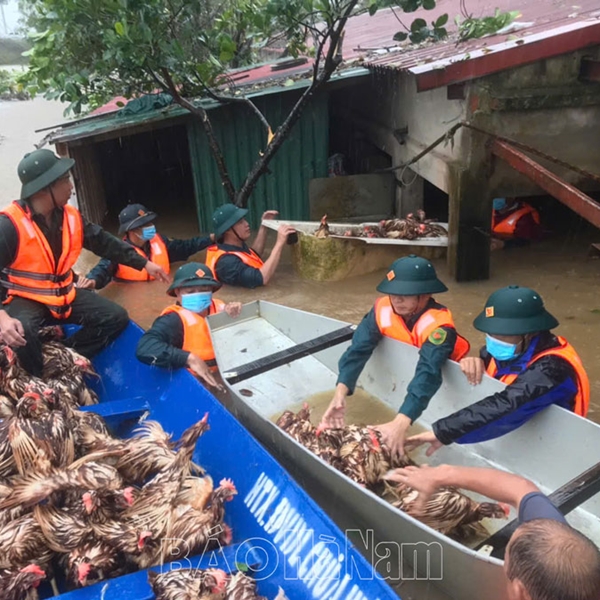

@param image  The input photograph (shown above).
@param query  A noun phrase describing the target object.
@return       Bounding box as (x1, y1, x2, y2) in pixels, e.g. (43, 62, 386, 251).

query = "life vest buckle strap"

(2, 267, 71, 283)
(1, 280, 73, 296)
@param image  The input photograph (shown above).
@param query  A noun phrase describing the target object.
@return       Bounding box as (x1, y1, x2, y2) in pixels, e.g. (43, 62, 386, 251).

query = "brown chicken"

(41, 341, 98, 381)
(0, 456, 124, 511)
(0, 564, 46, 600)
(123, 416, 210, 539)
(65, 539, 127, 588)
(386, 484, 509, 538)
(162, 478, 237, 562)
(0, 514, 53, 571)
(148, 567, 229, 600)
(9, 398, 75, 475)
(314, 214, 330, 238)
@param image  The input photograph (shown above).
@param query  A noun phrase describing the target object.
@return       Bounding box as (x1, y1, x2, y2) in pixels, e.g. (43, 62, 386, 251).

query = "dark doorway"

(96, 124, 195, 229)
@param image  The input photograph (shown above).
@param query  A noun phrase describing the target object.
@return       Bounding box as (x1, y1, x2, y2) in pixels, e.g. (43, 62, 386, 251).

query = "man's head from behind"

(505, 519, 600, 600)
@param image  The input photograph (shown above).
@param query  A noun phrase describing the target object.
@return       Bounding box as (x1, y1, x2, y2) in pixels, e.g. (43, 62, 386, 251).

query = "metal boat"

(49, 323, 398, 600)
(209, 301, 600, 600)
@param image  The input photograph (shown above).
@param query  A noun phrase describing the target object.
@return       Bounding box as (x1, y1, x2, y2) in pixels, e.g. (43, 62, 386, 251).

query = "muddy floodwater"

(75, 205, 600, 426)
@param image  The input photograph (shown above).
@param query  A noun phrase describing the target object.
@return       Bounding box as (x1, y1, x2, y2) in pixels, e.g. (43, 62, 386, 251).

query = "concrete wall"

(308, 173, 395, 220)
(470, 46, 600, 196)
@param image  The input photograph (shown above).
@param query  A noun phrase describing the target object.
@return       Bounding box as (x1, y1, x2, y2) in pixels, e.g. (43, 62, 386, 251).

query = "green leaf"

(422, 0, 436, 9)
(393, 31, 409, 42)
(435, 13, 448, 27)
(115, 22, 125, 36)
(410, 18, 427, 32)
(235, 562, 249, 572)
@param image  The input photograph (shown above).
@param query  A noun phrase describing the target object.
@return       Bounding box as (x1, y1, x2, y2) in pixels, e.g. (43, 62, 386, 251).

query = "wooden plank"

(223, 326, 356, 385)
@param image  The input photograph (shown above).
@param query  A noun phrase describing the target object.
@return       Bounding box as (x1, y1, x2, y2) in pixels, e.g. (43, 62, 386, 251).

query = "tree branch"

(235, 1, 359, 207)
(153, 66, 237, 202)
(192, 70, 272, 135)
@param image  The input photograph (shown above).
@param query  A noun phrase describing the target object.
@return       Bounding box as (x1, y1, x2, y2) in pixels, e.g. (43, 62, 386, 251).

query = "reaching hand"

(404, 431, 444, 457)
(384, 465, 438, 511)
(0, 312, 26, 347)
(371, 414, 411, 459)
(261, 210, 279, 221)
(319, 390, 347, 430)
(224, 302, 242, 318)
(145, 261, 171, 283)
(187, 354, 219, 388)
(76, 276, 96, 290)
(460, 357, 485, 386)
(276, 224, 296, 246)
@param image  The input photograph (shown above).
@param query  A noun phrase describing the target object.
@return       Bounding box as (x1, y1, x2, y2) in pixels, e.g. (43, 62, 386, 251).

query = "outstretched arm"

(385, 464, 539, 511)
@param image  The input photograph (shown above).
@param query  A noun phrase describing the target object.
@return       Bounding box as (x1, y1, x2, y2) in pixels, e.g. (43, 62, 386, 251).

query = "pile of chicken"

(313, 211, 447, 241)
(0, 329, 237, 600)
(276, 405, 508, 540)
(149, 567, 288, 600)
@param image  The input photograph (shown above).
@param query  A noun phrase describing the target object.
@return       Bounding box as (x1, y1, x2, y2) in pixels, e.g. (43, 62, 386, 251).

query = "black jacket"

(433, 332, 578, 445)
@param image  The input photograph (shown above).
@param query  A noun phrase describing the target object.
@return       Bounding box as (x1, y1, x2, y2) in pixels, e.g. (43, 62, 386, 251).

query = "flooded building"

(45, 0, 600, 281)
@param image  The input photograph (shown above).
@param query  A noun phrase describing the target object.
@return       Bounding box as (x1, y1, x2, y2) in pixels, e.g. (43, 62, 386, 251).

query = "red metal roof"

(91, 0, 600, 114)
(360, 0, 600, 89)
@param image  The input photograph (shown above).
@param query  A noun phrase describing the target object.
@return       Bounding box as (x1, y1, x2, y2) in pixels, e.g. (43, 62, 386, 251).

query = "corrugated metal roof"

(47, 66, 368, 144)
(188, 92, 329, 228)
(361, 0, 600, 79)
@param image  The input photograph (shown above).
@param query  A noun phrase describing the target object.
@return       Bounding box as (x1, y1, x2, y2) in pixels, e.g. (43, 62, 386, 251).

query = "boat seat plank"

(80, 397, 150, 420)
(223, 326, 356, 385)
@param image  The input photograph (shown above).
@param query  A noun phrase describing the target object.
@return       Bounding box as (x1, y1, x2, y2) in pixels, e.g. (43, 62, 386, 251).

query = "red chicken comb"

(77, 562, 91, 583)
(138, 531, 153, 550)
(206, 568, 229, 594)
(368, 428, 381, 452)
(123, 487, 135, 506)
(21, 564, 46, 577)
(219, 478, 237, 494)
(499, 502, 511, 518)
(82, 492, 95, 514)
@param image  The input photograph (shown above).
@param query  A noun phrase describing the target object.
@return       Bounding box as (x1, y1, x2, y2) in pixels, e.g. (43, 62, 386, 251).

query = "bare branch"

(155, 67, 237, 202)
(235, 0, 360, 206)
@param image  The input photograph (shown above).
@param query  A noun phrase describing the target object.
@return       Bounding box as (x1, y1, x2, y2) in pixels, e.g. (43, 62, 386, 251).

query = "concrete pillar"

(395, 168, 424, 217)
(447, 162, 492, 281)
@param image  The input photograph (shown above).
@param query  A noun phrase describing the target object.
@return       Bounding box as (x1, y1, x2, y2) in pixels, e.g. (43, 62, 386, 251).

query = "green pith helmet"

(473, 285, 559, 335)
(167, 262, 222, 296)
(212, 203, 248, 239)
(376, 255, 448, 296)
(118, 203, 156, 234)
(18, 149, 75, 199)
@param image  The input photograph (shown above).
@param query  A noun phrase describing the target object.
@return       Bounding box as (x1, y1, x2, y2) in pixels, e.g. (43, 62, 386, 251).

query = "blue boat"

(47, 323, 399, 600)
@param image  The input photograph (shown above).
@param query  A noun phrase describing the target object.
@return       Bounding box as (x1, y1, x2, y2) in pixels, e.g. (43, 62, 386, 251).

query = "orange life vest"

(205, 245, 264, 280)
(160, 299, 225, 366)
(374, 296, 470, 361)
(485, 336, 590, 417)
(492, 202, 540, 236)
(1, 201, 83, 319)
(114, 235, 169, 282)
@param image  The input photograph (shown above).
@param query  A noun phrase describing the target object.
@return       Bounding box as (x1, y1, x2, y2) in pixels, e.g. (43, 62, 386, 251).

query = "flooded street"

(1, 86, 599, 600)
(2, 98, 599, 419)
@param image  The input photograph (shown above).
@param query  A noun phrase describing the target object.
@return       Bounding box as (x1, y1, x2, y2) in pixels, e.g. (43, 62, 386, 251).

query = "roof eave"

(409, 20, 600, 92)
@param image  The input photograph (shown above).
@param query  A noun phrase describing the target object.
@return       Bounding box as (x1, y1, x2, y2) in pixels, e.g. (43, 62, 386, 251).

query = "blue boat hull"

(50, 323, 398, 600)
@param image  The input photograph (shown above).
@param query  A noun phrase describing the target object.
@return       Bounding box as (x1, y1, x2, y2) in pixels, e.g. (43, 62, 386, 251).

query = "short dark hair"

(507, 519, 600, 600)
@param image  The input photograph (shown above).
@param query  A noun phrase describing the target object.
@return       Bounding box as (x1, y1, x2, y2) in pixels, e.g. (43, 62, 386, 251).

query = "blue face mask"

(181, 291, 212, 313)
(493, 197, 507, 211)
(485, 334, 519, 361)
(141, 225, 156, 240)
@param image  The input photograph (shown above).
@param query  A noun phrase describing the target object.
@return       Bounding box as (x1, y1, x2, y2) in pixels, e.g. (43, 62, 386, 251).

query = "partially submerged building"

(46, 0, 600, 280)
